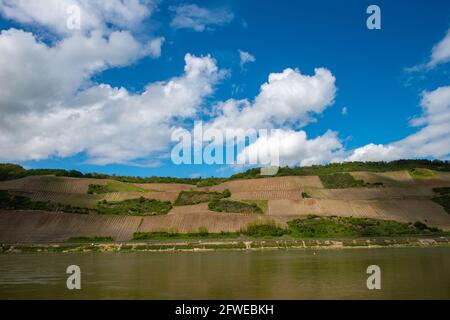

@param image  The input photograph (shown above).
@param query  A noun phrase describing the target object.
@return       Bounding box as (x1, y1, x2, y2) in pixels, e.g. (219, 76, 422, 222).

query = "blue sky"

(0, 0, 449, 177)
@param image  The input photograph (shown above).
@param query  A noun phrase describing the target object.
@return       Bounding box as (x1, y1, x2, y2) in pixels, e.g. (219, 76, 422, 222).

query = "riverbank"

(2, 236, 449, 253)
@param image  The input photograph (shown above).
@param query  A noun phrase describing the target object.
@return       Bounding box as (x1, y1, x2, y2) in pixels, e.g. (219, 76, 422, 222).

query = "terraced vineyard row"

(0, 211, 142, 243)
(267, 199, 450, 229)
(231, 190, 302, 200)
(0, 176, 106, 194)
(207, 176, 323, 193)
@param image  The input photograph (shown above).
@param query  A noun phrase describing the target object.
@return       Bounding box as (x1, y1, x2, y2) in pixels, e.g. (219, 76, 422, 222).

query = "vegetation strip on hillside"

(87, 181, 155, 194)
(134, 228, 239, 240)
(409, 168, 435, 179)
(287, 216, 441, 238)
(230, 160, 450, 180)
(131, 217, 445, 241)
(431, 187, 450, 214)
(174, 189, 231, 206)
(2, 160, 449, 185)
(319, 173, 383, 189)
(66, 236, 114, 243)
(96, 197, 172, 216)
(208, 199, 263, 213)
(0, 190, 90, 214)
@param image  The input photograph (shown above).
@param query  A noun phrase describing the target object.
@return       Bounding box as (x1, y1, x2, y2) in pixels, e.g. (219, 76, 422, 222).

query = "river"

(0, 247, 449, 299)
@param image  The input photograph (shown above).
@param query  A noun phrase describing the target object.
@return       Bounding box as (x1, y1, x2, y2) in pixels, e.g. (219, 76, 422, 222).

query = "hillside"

(1, 165, 450, 244)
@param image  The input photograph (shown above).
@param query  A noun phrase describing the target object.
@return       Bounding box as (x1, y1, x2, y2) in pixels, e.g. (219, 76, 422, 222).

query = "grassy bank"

(131, 216, 446, 241)
(287, 216, 441, 238)
(133, 229, 239, 240)
(66, 236, 114, 243)
(3, 236, 449, 254)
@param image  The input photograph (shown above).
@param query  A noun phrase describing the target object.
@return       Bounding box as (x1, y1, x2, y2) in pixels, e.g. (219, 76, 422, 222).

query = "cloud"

(237, 129, 343, 167)
(427, 27, 450, 68)
(0, 0, 155, 35)
(346, 144, 403, 162)
(341, 107, 348, 115)
(170, 4, 234, 32)
(208, 67, 337, 130)
(202, 67, 338, 168)
(0, 29, 161, 115)
(145, 36, 165, 58)
(238, 49, 255, 68)
(0, 27, 222, 163)
(347, 86, 450, 161)
(406, 27, 450, 71)
(239, 85, 450, 167)
(0, 1, 165, 60)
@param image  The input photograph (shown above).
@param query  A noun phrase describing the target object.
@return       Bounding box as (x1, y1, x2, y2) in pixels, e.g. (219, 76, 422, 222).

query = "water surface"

(0, 247, 449, 299)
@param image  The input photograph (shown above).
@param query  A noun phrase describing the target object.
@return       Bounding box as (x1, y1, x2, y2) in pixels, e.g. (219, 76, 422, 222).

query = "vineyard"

(0, 168, 450, 243)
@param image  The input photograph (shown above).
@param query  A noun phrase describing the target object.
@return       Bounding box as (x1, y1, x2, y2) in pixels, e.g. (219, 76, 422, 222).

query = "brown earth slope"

(1, 171, 450, 243)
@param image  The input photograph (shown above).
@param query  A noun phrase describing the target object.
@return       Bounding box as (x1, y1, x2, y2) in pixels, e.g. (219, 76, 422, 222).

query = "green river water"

(0, 247, 449, 299)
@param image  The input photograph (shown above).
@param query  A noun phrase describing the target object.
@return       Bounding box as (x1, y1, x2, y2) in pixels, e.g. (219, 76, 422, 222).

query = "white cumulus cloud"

(347, 86, 450, 161)
(0, 27, 221, 163)
(0, 29, 159, 115)
(406, 27, 450, 71)
(237, 129, 343, 167)
(428, 27, 450, 68)
(208, 67, 337, 130)
(0, 0, 155, 35)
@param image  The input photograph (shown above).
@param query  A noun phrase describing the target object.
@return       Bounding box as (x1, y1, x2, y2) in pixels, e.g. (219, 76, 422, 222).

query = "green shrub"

(87, 181, 151, 194)
(174, 190, 224, 206)
(222, 189, 231, 198)
(66, 236, 114, 243)
(133, 230, 239, 240)
(433, 187, 450, 195)
(301, 192, 311, 198)
(87, 184, 109, 194)
(243, 221, 288, 237)
(319, 173, 366, 189)
(196, 178, 226, 187)
(133, 231, 180, 240)
(287, 216, 442, 238)
(209, 199, 262, 213)
(413, 221, 428, 230)
(409, 168, 435, 179)
(241, 200, 268, 213)
(432, 195, 450, 214)
(197, 227, 209, 236)
(96, 197, 172, 216)
(0, 164, 27, 181)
